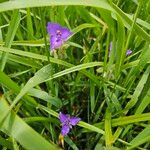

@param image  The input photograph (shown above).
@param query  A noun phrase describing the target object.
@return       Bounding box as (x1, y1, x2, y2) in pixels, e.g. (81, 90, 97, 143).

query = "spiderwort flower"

(126, 49, 132, 56)
(47, 22, 72, 50)
(59, 112, 81, 136)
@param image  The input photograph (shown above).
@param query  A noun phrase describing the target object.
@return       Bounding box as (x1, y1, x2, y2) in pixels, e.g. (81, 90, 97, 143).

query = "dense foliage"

(0, 0, 150, 149)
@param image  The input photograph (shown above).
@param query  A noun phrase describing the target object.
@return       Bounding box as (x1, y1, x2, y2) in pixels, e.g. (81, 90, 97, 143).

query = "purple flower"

(126, 49, 132, 56)
(47, 22, 72, 50)
(59, 112, 81, 136)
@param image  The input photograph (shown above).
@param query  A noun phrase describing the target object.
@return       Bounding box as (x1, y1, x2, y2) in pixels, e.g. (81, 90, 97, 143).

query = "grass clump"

(0, 0, 150, 149)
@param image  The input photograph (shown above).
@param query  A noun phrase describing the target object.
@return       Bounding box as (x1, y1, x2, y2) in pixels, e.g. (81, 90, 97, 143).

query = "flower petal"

(47, 22, 61, 35)
(61, 125, 70, 136)
(60, 27, 72, 41)
(59, 112, 68, 124)
(50, 35, 63, 50)
(70, 117, 81, 126)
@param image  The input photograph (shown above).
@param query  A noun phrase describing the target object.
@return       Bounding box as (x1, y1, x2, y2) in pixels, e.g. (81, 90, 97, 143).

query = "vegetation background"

(0, 0, 150, 149)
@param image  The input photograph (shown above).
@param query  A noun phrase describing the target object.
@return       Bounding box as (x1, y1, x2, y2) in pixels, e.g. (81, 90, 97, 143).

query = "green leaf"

(94, 143, 105, 150)
(112, 3, 150, 42)
(29, 88, 62, 108)
(135, 87, 150, 114)
(65, 136, 79, 150)
(0, 96, 59, 150)
(115, 14, 125, 78)
(111, 113, 150, 127)
(0, 0, 113, 13)
(0, 70, 37, 107)
(94, 113, 150, 128)
(127, 125, 150, 149)
(105, 109, 113, 147)
(0, 10, 21, 71)
(125, 65, 150, 111)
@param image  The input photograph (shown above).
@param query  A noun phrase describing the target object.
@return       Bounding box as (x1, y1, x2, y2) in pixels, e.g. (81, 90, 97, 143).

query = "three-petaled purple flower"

(59, 112, 81, 136)
(47, 22, 72, 50)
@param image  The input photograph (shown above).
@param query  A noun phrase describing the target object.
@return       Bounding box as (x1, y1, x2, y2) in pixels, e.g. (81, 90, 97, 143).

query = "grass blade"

(0, 96, 59, 150)
(0, 10, 20, 71)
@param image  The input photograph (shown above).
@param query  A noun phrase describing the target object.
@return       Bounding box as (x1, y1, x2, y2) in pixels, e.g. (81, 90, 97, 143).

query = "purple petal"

(59, 112, 68, 124)
(50, 35, 63, 50)
(61, 125, 70, 136)
(69, 117, 81, 126)
(126, 49, 132, 56)
(60, 27, 72, 41)
(47, 22, 61, 35)
(109, 42, 112, 51)
(108, 42, 112, 57)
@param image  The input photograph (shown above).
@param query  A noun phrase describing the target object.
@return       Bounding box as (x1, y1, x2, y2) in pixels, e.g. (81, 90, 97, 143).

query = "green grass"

(0, 0, 150, 149)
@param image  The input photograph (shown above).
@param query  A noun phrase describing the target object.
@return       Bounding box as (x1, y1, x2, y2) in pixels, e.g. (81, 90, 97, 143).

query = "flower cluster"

(47, 22, 72, 50)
